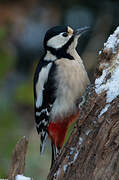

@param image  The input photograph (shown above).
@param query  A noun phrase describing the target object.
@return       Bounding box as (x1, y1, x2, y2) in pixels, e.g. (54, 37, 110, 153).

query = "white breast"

(50, 57, 90, 121)
(36, 62, 52, 108)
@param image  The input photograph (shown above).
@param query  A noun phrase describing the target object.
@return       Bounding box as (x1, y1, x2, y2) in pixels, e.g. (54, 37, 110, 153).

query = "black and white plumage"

(34, 60, 56, 153)
(33, 25, 90, 165)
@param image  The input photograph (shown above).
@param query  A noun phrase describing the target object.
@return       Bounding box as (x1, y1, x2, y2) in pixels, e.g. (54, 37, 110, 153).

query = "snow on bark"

(15, 175, 31, 180)
(53, 166, 61, 180)
(98, 104, 110, 118)
(85, 129, 92, 136)
(63, 150, 79, 173)
(95, 27, 119, 105)
(104, 26, 119, 53)
(95, 64, 119, 103)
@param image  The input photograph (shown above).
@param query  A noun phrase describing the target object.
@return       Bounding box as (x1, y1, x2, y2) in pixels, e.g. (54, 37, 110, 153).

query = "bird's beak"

(74, 26, 90, 37)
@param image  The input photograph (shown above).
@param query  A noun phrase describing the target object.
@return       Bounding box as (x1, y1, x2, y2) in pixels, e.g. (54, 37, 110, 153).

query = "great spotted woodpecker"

(33, 25, 90, 167)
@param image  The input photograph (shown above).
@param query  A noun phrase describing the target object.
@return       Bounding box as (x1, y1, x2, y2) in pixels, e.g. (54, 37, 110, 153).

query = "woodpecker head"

(44, 25, 89, 60)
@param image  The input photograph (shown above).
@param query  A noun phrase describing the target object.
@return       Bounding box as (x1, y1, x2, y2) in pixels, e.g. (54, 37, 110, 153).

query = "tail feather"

(40, 132, 48, 154)
(51, 142, 61, 169)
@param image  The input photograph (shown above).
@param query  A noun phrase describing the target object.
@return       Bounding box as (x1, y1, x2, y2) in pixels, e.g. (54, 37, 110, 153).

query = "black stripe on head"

(43, 26, 74, 60)
(46, 35, 74, 60)
(44, 26, 67, 48)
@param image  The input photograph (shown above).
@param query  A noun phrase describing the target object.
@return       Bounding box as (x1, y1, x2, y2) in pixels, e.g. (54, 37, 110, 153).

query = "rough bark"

(47, 27, 119, 180)
(8, 136, 28, 180)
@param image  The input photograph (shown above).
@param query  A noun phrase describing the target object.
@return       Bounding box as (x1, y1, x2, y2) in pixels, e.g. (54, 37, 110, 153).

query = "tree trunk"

(47, 27, 119, 180)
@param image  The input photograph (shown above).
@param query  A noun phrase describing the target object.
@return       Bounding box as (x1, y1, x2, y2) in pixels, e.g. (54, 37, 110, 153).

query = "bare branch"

(8, 136, 28, 180)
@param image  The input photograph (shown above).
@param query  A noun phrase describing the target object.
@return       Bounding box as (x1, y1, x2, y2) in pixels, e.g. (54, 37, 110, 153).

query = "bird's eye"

(62, 32, 68, 37)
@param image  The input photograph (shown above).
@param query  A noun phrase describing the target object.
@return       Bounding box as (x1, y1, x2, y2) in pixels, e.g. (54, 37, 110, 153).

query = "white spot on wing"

(36, 121, 42, 128)
(36, 92, 43, 108)
(36, 63, 52, 108)
(41, 129, 45, 136)
(36, 111, 41, 116)
(36, 108, 49, 117)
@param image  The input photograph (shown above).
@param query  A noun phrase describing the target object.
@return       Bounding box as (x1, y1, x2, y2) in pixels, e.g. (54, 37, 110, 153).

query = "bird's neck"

(44, 48, 74, 61)
(44, 37, 78, 61)
(67, 38, 78, 58)
(44, 50, 57, 61)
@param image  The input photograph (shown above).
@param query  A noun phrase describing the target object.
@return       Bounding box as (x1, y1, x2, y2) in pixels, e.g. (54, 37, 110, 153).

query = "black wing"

(33, 60, 56, 153)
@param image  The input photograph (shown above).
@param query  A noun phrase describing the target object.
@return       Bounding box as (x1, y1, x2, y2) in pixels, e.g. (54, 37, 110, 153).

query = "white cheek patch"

(47, 33, 72, 49)
(36, 63, 52, 108)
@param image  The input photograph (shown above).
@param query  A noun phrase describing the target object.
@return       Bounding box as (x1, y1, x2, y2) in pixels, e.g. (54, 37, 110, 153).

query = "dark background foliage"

(0, 0, 119, 179)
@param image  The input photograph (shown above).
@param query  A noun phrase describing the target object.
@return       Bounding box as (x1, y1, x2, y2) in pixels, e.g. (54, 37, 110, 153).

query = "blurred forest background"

(0, 0, 119, 179)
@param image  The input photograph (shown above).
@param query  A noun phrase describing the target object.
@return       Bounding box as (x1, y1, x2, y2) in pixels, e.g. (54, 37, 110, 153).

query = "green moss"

(63, 122, 75, 146)
(15, 82, 34, 105)
(0, 104, 20, 178)
(0, 27, 8, 40)
(0, 49, 15, 80)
